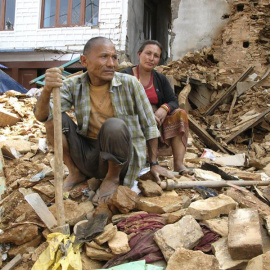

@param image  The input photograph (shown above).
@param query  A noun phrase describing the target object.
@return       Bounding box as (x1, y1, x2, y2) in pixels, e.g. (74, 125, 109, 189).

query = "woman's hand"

(154, 107, 167, 127)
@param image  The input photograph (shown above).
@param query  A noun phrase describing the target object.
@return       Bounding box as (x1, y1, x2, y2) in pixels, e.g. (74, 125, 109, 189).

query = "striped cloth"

(47, 71, 160, 186)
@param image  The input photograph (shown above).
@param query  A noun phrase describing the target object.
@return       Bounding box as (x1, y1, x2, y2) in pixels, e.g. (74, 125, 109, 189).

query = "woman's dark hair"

(138, 40, 163, 55)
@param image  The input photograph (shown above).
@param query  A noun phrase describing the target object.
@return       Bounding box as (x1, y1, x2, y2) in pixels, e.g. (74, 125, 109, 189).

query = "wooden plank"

(188, 115, 228, 153)
(227, 90, 238, 121)
(178, 83, 191, 111)
(24, 193, 57, 230)
(204, 66, 254, 116)
(2, 254, 22, 270)
(0, 148, 6, 198)
(225, 107, 270, 144)
(227, 67, 270, 120)
(53, 87, 66, 229)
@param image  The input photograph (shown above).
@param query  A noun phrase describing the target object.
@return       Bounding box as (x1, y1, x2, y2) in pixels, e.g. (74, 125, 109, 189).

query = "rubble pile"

(0, 1, 270, 268)
(157, 0, 270, 169)
(0, 90, 270, 270)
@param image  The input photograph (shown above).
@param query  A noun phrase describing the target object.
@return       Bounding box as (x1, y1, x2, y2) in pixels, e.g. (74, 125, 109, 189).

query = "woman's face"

(138, 44, 161, 71)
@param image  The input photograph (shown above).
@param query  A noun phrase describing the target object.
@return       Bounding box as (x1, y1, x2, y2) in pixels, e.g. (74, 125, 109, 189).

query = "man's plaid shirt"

(47, 71, 160, 186)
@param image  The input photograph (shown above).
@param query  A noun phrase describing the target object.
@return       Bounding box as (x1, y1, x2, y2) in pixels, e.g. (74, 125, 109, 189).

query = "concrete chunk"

(228, 208, 263, 260)
(187, 194, 237, 220)
(166, 248, 219, 270)
(246, 251, 270, 270)
(212, 237, 248, 270)
(154, 215, 204, 261)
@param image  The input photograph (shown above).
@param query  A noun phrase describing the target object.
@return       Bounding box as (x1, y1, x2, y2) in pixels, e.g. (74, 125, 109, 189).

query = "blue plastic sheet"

(0, 69, 27, 94)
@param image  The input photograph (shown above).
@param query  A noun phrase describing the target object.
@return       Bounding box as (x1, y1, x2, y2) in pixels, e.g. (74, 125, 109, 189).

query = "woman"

(121, 40, 192, 175)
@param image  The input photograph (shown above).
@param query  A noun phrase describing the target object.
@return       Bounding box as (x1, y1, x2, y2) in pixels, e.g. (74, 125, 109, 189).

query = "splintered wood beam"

(188, 115, 228, 154)
(225, 107, 270, 144)
(0, 149, 6, 198)
(204, 66, 254, 116)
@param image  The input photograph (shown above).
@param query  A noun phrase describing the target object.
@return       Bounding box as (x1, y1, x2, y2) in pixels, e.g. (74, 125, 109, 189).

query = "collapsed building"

(0, 0, 270, 269)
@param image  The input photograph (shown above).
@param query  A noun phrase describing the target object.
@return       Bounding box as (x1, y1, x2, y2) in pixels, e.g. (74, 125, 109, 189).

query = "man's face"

(80, 41, 117, 86)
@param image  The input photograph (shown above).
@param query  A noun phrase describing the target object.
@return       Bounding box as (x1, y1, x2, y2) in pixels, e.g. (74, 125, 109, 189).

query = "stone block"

(212, 237, 248, 270)
(162, 208, 187, 224)
(246, 251, 270, 270)
(109, 186, 139, 214)
(8, 235, 42, 258)
(94, 223, 117, 245)
(154, 215, 204, 261)
(85, 245, 115, 261)
(228, 208, 263, 260)
(166, 248, 219, 270)
(0, 224, 39, 245)
(203, 216, 229, 237)
(264, 215, 270, 236)
(108, 231, 130, 254)
(81, 252, 104, 270)
(49, 199, 93, 226)
(0, 109, 20, 127)
(225, 188, 270, 217)
(138, 180, 163, 197)
(137, 195, 190, 214)
(187, 194, 237, 220)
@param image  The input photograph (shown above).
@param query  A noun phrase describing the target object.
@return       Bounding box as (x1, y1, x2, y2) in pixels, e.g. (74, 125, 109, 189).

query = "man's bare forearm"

(34, 90, 51, 122)
(34, 67, 63, 122)
(147, 138, 158, 163)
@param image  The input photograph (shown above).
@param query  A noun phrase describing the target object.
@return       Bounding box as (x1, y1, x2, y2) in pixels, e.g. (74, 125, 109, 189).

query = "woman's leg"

(171, 134, 187, 172)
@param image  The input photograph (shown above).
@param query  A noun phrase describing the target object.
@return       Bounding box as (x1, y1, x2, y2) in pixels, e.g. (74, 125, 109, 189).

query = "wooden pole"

(161, 179, 270, 190)
(52, 87, 66, 227)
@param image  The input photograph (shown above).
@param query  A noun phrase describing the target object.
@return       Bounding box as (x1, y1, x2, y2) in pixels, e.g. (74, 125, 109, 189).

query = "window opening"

(237, 4, 244, 12)
(243, 41, 249, 48)
(41, 0, 99, 28)
(0, 0, 16, 31)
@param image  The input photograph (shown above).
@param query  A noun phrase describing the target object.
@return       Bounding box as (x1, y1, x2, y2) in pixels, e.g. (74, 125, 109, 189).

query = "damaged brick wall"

(213, 0, 270, 85)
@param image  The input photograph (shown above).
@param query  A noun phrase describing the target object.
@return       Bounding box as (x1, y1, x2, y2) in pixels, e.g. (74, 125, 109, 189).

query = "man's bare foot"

(63, 171, 86, 192)
(177, 164, 194, 176)
(92, 176, 119, 205)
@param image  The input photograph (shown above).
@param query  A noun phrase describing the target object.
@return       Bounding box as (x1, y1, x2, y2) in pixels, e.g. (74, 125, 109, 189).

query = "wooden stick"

(188, 115, 228, 154)
(225, 107, 270, 144)
(53, 87, 66, 227)
(2, 254, 22, 270)
(204, 66, 254, 116)
(160, 180, 270, 190)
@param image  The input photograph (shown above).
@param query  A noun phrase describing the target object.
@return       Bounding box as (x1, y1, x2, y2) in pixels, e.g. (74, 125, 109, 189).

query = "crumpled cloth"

(32, 232, 82, 270)
(193, 223, 220, 253)
(103, 213, 167, 268)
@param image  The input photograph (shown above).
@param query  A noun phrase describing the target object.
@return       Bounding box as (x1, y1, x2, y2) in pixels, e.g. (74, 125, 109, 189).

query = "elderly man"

(34, 36, 168, 204)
